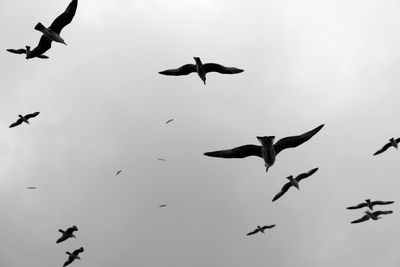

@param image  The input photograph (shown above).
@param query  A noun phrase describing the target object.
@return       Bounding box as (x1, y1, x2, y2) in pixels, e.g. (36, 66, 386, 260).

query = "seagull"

(204, 124, 324, 172)
(63, 247, 84, 267)
(6, 46, 49, 59)
(246, 225, 276, 236)
(27, 186, 37, 189)
(159, 57, 243, 84)
(27, 0, 78, 59)
(56, 225, 78, 243)
(351, 210, 393, 224)
(165, 119, 174, 124)
(9, 112, 40, 128)
(373, 138, 400, 155)
(159, 204, 167, 208)
(347, 199, 394, 211)
(272, 168, 319, 202)
(115, 170, 122, 175)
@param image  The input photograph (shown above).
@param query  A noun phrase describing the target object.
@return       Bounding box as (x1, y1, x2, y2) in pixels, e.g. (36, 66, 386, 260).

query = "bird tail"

(34, 22, 46, 33)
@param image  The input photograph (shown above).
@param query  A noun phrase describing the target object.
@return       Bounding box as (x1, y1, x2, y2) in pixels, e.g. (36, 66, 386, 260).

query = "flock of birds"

(5, 0, 399, 264)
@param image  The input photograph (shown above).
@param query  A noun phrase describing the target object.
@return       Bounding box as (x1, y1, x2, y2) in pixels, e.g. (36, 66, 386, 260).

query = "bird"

(115, 170, 122, 175)
(165, 119, 174, 124)
(9, 112, 40, 128)
(159, 204, 167, 208)
(27, 0, 78, 59)
(27, 187, 37, 189)
(63, 247, 84, 267)
(56, 225, 78, 243)
(351, 210, 393, 224)
(158, 158, 166, 161)
(246, 225, 276, 236)
(6, 46, 49, 59)
(346, 199, 394, 211)
(159, 57, 243, 84)
(272, 168, 319, 202)
(373, 137, 400, 155)
(204, 124, 324, 172)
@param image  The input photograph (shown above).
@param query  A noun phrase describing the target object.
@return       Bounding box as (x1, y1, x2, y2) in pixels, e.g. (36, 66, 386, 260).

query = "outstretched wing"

(246, 228, 260, 236)
(296, 168, 319, 182)
(261, 225, 276, 230)
(27, 35, 52, 59)
(351, 214, 370, 224)
(272, 182, 292, 202)
(63, 257, 74, 267)
(204, 63, 244, 74)
(373, 143, 392, 156)
(373, 210, 393, 216)
(49, 0, 78, 34)
(274, 124, 325, 155)
(159, 64, 196, 76)
(56, 235, 68, 244)
(372, 201, 394, 206)
(25, 112, 40, 119)
(346, 203, 368, 210)
(9, 118, 24, 128)
(7, 48, 26, 54)
(204, 145, 262, 159)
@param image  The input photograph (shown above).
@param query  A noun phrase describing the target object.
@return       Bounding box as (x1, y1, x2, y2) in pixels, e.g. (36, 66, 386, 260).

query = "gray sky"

(1, 0, 400, 266)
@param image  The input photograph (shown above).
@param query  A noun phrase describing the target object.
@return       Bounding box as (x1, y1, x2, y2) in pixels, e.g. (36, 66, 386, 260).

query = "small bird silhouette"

(351, 210, 393, 224)
(165, 119, 174, 124)
(373, 138, 400, 155)
(63, 247, 84, 267)
(56, 225, 78, 243)
(346, 199, 394, 211)
(27, 186, 37, 189)
(9, 112, 40, 128)
(115, 170, 122, 175)
(159, 204, 167, 208)
(246, 225, 275, 236)
(6, 46, 49, 59)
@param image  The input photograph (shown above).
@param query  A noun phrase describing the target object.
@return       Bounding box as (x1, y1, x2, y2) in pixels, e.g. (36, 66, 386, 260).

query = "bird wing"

(49, 0, 78, 34)
(73, 247, 84, 255)
(246, 228, 260, 236)
(159, 64, 196, 76)
(28, 35, 52, 59)
(204, 145, 262, 158)
(203, 63, 244, 74)
(395, 137, 400, 143)
(274, 124, 324, 155)
(56, 235, 67, 244)
(373, 210, 393, 216)
(296, 168, 319, 182)
(63, 257, 74, 267)
(261, 225, 276, 230)
(351, 214, 370, 224)
(373, 142, 392, 155)
(272, 182, 292, 202)
(24, 112, 40, 119)
(9, 118, 24, 128)
(6, 48, 26, 54)
(372, 201, 394, 206)
(346, 203, 367, 210)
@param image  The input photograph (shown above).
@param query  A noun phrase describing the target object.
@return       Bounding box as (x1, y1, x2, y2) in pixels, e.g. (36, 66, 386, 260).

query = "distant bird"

(57, 225, 78, 243)
(246, 225, 276, 236)
(272, 168, 319, 202)
(159, 57, 243, 84)
(6, 46, 49, 59)
(27, 0, 78, 59)
(347, 199, 394, 211)
(165, 119, 174, 124)
(204, 124, 324, 172)
(351, 210, 393, 224)
(115, 170, 122, 175)
(63, 247, 84, 267)
(27, 186, 37, 189)
(159, 204, 167, 208)
(373, 138, 400, 155)
(158, 158, 166, 161)
(9, 112, 40, 128)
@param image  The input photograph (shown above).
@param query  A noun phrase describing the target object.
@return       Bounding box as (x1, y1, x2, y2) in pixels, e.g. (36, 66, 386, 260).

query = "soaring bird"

(246, 225, 276, 236)
(27, 0, 78, 59)
(27, 187, 37, 189)
(351, 210, 393, 224)
(115, 170, 122, 175)
(204, 124, 324, 172)
(63, 247, 84, 267)
(158, 158, 166, 161)
(272, 168, 319, 202)
(159, 57, 243, 84)
(6, 46, 49, 59)
(346, 199, 394, 211)
(9, 112, 40, 128)
(159, 204, 167, 208)
(373, 138, 400, 155)
(165, 119, 174, 124)
(57, 226, 78, 243)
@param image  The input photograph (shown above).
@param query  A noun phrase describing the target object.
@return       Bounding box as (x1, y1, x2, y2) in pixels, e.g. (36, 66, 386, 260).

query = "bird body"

(246, 225, 275, 236)
(9, 112, 40, 128)
(346, 199, 394, 211)
(34, 22, 66, 44)
(351, 210, 393, 224)
(57, 225, 78, 243)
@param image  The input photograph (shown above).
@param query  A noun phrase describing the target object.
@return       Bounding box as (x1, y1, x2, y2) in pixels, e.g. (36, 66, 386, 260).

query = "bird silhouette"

(56, 226, 78, 243)
(246, 225, 276, 236)
(373, 138, 400, 155)
(63, 247, 84, 267)
(6, 46, 49, 59)
(351, 210, 393, 224)
(9, 112, 40, 128)
(346, 199, 394, 211)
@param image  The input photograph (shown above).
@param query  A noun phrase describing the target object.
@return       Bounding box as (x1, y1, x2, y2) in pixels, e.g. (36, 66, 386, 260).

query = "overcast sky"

(1, 0, 400, 266)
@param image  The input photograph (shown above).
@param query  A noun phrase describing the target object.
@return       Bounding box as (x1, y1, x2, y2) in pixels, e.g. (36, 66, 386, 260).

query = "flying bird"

(158, 158, 166, 161)
(351, 210, 393, 224)
(373, 138, 400, 155)
(347, 199, 394, 211)
(63, 247, 84, 267)
(159, 204, 167, 208)
(204, 124, 324, 172)
(246, 225, 276, 236)
(159, 57, 243, 84)
(115, 170, 122, 175)
(272, 168, 319, 202)
(6, 46, 49, 59)
(27, 186, 37, 189)
(165, 119, 174, 124)
(57, 225, 78, 243)
(27, 0, 78, 59)
(9, 112, 40, 128)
